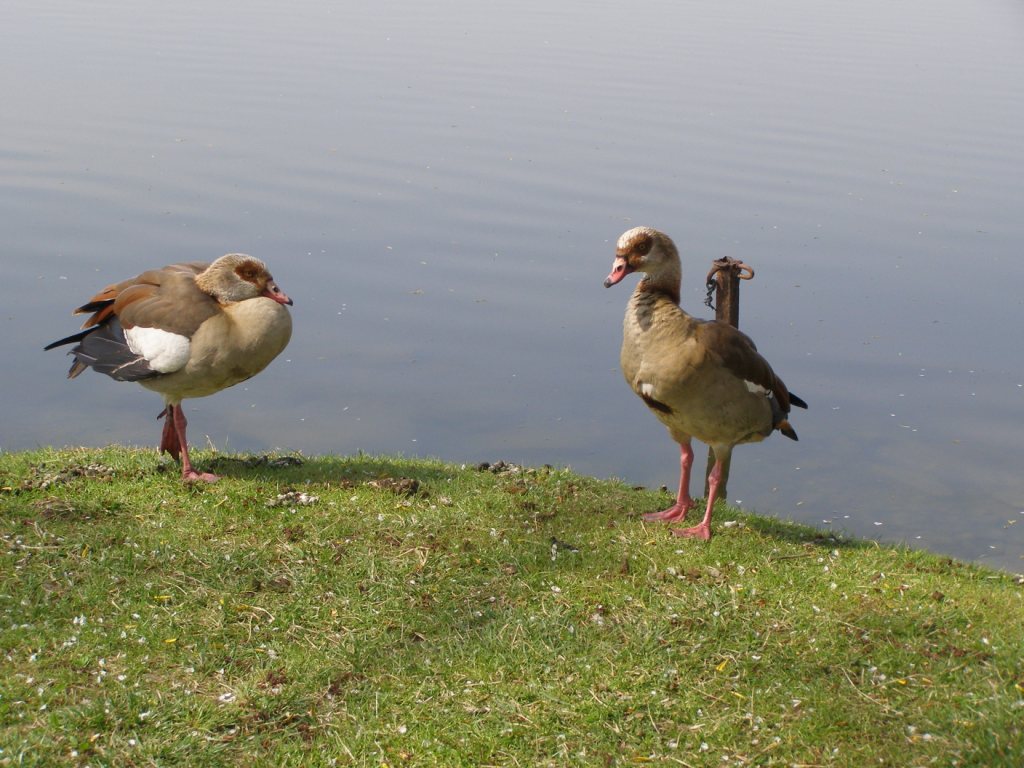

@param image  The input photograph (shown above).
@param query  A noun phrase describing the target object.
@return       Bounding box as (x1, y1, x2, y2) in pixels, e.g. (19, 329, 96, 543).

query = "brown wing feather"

(73, 263, 218, 337)
(75, 278, 139, 328)
(696, 321, 795, 411)
(115, 272, 219, 336)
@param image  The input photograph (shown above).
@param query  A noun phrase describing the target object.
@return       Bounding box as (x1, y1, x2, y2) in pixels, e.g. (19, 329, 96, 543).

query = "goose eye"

(635, 239, 652, 255)
(235, 262, 262, 283)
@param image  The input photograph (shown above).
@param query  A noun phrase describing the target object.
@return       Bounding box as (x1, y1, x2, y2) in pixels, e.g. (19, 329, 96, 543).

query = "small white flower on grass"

(138, 711, 151, 721)
(397, 724, 407, 735)
(700, 742, 709, 752)
(218, 692, 236, 703)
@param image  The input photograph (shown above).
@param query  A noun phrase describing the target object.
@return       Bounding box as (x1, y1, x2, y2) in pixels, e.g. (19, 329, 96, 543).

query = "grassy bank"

(1, 447, 1021, 766)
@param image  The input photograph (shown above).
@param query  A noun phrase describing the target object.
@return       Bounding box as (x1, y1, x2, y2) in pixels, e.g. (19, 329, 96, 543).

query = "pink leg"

(170, 404, 219, 483)
(671, 454, 724, 541)
(158, 406, 180, 459)
(644, 442, 695, 523)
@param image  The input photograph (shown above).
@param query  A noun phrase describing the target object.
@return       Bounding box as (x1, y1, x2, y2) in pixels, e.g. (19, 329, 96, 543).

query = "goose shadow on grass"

(627, 487, 878, 554)
(198, 453, 879, 556)
(199, 452, 455, 488)
(739, 511, 878, 553)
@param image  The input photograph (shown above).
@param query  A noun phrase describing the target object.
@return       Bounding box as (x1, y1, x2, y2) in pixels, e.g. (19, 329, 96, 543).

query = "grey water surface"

(3, 0, 1022, 571)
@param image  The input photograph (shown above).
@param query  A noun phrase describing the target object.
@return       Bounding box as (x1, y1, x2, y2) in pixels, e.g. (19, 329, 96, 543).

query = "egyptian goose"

(45, 254, 293, 482)
(604, 227, 806, 540)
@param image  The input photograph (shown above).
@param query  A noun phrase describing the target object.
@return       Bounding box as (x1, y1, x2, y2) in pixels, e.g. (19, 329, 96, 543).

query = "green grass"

(1, 446, 1022, 766)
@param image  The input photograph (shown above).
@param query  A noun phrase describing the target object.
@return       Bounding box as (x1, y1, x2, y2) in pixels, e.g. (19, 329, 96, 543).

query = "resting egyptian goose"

(604, 227, 806, 540)
(45, 254, 293, 482)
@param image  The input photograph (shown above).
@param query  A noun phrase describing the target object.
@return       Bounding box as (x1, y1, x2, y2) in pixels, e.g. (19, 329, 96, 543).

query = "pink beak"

(604, 257, 633, 288)
(263, 280, 293, 306)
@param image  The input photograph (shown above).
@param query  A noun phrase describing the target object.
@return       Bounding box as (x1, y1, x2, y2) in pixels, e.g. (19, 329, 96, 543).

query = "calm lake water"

(3, 0, 1023, 572)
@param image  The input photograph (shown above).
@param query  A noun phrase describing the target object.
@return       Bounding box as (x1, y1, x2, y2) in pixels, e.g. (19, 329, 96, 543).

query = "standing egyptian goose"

(45, 254, 293, 482)
(604, 227, 806, 540)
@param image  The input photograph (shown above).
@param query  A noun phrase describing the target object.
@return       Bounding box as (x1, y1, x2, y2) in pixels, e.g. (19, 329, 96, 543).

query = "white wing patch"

(744, 379, 771, 397)
(125, 326, 191, 373)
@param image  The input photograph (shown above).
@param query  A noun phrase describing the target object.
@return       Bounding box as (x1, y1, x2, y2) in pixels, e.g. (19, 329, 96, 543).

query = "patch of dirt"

(365, 477, 420, 496)
(266, 490, 320, 508)
(208, 455, 304, 470)
(17, 462, 115, 490)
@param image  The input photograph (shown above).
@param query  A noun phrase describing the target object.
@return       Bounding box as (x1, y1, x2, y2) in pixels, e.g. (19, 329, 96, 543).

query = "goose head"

(196, 253, 293, 306)
(604, 227, 681, 289)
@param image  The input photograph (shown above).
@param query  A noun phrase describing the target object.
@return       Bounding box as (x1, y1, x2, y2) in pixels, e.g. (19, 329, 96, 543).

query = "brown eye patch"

(235, 261, 264, 284)
(634, 236, 652, 255)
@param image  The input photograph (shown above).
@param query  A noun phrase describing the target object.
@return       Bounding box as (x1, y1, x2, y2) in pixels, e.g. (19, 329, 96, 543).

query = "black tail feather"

(777, 419, 799, 441)
(44, 328, 92, 351)
(75, 298, 114, 315)
(46, 318, 159, 382)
